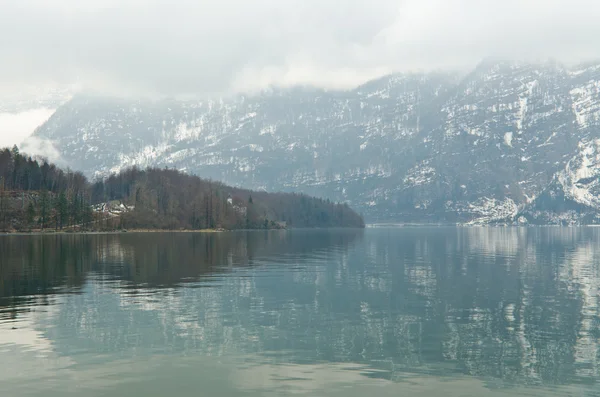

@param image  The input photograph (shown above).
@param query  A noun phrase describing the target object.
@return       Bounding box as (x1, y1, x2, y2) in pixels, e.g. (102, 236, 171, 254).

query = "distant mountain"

(26, 60, 600, 224)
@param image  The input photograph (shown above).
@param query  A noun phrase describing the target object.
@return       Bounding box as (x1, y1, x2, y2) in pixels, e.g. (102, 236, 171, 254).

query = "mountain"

(517, 139, 600, 225)
(26, 60, 600, 224)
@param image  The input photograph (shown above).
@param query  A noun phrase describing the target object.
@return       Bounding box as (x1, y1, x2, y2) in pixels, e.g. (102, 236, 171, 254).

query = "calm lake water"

(1, 228, 600, 396)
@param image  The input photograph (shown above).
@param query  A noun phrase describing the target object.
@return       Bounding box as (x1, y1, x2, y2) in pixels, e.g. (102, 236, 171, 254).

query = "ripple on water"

(1, 228, 600, 396)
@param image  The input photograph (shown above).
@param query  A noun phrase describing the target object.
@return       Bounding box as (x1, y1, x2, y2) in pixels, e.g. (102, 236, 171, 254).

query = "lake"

(1, 228, 600, 396)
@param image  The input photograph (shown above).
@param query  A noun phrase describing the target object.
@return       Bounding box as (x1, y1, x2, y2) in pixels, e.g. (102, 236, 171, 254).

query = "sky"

(1, 0, 600, 98)
(0, 0, 600, 148)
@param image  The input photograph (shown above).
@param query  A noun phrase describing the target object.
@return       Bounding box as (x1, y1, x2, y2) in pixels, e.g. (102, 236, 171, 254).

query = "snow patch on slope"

(99, 143, 172, 178)
(504, 132, 513, 147)
(403, 161, 436, 187)
(570, 80, 600, 129)
(173, 122, 198, 141)
(516, 80, 537, 132)
(556, 139, 600, 208)
(465, 197, 519, 225)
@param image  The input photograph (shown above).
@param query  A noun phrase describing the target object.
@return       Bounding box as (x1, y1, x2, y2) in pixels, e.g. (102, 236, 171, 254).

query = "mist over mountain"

(26, 60, 600, 224)
(0, 86, 73, 151)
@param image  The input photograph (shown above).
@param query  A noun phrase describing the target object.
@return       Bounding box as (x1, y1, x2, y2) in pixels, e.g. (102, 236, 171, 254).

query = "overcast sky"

(1, 0, 600, 98)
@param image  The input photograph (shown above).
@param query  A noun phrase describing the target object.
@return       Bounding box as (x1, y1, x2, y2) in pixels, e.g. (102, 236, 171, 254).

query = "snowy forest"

(0, 146, 365, 231)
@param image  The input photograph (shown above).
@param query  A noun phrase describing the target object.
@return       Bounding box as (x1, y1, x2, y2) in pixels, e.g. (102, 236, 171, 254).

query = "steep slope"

(31, 74, 455, 220)
(518, 139, 600, 225)
(372, 61, 581, 223)
(27, 60, 600, 223)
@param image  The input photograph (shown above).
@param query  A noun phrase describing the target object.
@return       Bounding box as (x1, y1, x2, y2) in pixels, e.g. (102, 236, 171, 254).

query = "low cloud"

(0, 0, 599, 97)
(20, 136, 63, 165)
(0, 108, 57, 148)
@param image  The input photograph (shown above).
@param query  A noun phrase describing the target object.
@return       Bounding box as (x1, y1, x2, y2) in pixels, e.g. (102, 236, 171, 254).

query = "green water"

(1, 228, 599, 396)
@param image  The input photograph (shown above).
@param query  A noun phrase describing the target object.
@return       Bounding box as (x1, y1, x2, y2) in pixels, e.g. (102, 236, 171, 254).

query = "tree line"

(0, 146, 364, 231)
(0, 146, 93, 231)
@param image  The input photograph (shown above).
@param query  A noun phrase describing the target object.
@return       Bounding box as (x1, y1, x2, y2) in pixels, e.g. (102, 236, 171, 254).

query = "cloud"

(0, 0, 599, 97)
(19, 136, 63, 164)
(0, 108, 57, 148)
(0, 106, 62, 163)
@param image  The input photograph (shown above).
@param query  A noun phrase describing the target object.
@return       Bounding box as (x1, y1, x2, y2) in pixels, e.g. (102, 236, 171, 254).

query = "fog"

(1, 0, 599, 97)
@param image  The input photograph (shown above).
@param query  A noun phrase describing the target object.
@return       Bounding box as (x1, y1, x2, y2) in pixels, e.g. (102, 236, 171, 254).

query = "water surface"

(1, 228, 600, 396)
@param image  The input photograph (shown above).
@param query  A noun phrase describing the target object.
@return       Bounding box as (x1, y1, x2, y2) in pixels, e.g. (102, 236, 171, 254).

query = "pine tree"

(0, 176, 5, 227)
(26, 202, 36, 229)
(82, 197, 94, 228)
(39, 190, 49, 230)
(70, 193, 82, 226)
(55, 192, 68, 230)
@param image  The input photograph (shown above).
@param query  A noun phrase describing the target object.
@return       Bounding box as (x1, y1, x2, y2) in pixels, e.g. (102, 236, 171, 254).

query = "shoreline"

(0, 226, 366, 236)
(0, 228, 226, 236)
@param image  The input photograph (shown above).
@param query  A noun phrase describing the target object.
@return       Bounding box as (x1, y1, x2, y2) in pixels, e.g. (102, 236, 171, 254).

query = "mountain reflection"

(1, 227, 600, 392)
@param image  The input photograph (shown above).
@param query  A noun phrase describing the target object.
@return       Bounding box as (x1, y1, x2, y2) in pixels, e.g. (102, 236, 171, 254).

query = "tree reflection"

(2, 227, 600, 390)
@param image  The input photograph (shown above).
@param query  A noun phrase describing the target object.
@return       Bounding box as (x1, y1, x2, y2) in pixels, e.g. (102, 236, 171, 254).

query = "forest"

(0, 146, 365, 231)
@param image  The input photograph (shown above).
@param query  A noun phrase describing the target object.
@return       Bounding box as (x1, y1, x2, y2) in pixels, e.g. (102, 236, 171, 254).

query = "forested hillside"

(0, 146, 364, 231)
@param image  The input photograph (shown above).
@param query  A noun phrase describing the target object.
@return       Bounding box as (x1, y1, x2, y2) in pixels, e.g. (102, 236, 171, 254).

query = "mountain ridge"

(27, 60, 600, 224)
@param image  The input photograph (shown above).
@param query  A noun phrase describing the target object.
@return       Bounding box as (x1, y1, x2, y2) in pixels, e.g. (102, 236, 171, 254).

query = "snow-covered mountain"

(27, 60, 600, 223)
(518, 139, 600, 225)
